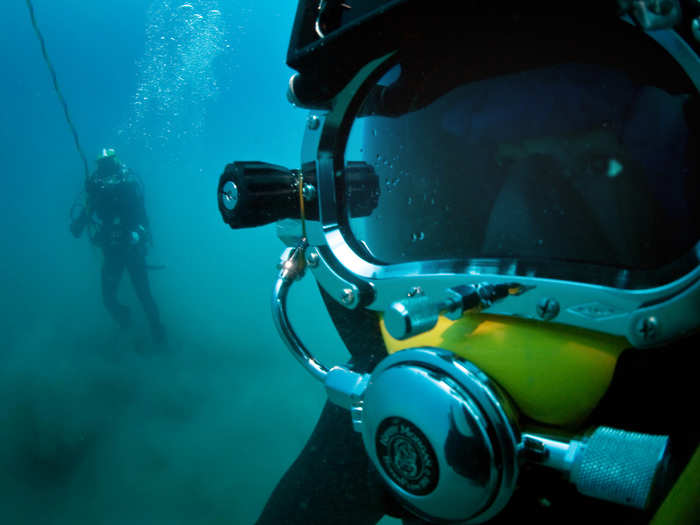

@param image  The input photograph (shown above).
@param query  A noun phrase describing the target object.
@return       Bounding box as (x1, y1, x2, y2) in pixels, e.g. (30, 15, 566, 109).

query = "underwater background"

(1, 1, 399, 523)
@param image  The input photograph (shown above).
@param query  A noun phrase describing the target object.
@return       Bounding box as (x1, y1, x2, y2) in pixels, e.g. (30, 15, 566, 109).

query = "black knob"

(217, 160, 379, 229)
(217, 161, 307, 229)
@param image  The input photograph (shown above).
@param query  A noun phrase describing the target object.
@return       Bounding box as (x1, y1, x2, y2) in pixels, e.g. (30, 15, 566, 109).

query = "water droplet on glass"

(607, 158, 623, 178)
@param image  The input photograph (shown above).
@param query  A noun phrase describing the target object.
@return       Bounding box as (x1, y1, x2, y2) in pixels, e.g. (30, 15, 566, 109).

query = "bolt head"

(407, 286, 424, 297)
(536, 297, 560, 320)
(340, 288, 355, 305)
(636, 316, 659, 341)
(221, 180, 238, 211)
(693, 18, 700, 43)
(307, 114, 321, 130)
(305, 251, 320, 268)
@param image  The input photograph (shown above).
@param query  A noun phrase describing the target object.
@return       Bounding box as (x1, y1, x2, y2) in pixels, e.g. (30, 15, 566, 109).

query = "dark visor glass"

(343, 47, 700, 289)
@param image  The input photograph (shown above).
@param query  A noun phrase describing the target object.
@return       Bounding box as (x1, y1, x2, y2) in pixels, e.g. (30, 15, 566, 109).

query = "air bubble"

(607, 158, 623, 178)
(123, 0, 228, 151)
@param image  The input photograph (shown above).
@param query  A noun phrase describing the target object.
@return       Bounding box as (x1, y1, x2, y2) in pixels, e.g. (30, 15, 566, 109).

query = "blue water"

(0, 2, 373, 523)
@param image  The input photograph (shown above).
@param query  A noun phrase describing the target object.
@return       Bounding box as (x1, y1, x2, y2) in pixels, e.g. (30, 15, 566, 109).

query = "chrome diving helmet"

(218, 1, 700, 523)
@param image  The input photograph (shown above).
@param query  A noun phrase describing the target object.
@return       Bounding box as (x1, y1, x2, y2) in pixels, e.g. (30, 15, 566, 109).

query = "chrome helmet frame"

(284, 17, 700, 349)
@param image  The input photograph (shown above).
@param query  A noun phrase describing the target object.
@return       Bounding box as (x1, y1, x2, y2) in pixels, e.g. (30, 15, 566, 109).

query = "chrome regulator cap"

(355, 348, 520, 523)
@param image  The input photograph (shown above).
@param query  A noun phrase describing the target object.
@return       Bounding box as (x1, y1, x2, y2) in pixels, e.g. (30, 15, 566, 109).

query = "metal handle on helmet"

(272, 240, 330, 383)
(271, 242, 376, 404)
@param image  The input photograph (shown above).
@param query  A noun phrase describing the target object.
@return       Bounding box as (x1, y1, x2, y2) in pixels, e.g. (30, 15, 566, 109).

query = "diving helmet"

(218, 1, 700, 522)
(91, 147, 126, 189)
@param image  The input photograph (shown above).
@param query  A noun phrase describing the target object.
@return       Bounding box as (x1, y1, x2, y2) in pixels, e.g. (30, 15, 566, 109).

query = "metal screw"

(536, 297, 560, 321)
(340, 288, 355, 305)
(692, 18, 700, 43)
(307, 114, 321, 130)
(407, 286, 424, 297)
(636, 316, 658, 341)
(305, 251, 319, 268)
(221, 180, 238, 211)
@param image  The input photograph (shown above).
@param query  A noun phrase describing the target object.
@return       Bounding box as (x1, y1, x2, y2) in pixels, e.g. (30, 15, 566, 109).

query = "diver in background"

(71, 148, 166, 344)
(218, 2, 699, 524)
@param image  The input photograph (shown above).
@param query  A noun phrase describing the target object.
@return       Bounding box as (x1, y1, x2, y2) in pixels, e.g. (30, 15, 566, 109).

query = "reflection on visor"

(344, 61, 699, 289)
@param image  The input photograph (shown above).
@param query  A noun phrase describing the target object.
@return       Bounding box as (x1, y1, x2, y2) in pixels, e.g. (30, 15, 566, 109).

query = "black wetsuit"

(71, 168, 165, 343)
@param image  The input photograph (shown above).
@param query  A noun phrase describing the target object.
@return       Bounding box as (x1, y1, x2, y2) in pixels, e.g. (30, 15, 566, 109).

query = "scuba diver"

(71, 148, 166, 344)
(218, 1, 699, 524)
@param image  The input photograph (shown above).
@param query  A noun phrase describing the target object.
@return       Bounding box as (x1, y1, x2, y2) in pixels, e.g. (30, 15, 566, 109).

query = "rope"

(25, 0, 90, 181)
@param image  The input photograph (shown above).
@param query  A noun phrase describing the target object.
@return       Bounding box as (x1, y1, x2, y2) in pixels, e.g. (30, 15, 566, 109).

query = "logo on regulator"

(376, 417, 439, 495)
